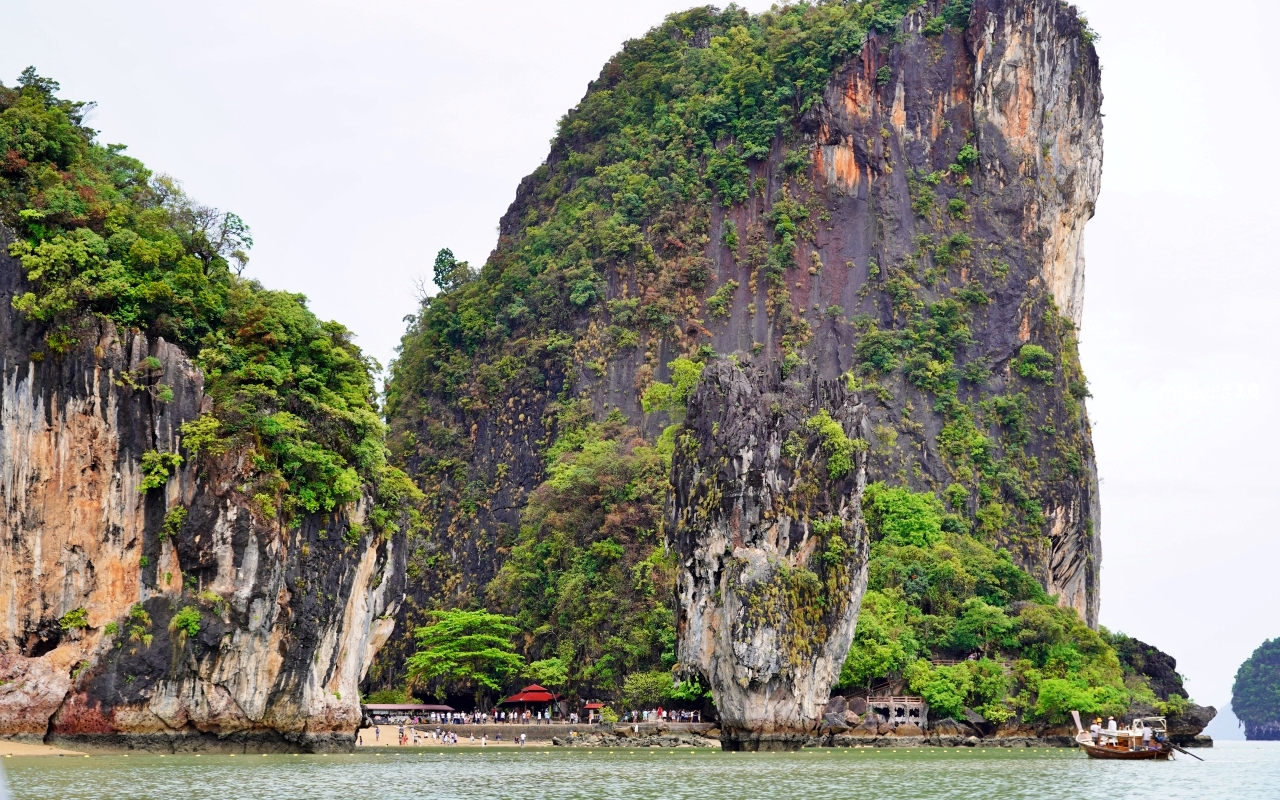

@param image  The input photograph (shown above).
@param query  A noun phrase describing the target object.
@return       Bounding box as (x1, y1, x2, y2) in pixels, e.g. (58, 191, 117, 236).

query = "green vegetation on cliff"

(389, 0, 922, 424)
(1232, 638, 1280, 739)
(0, 69, 411, 523)
(838, 483, 1180, 724)
(388, 0, 1095, 593)
(379, 0, 1102, 707)
(488, 409, 677, 695)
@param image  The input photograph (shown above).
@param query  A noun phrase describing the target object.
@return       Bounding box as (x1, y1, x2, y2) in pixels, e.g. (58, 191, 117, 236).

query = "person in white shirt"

(1105, 716, 1118, 744)
(1089, 719, 1101, 745)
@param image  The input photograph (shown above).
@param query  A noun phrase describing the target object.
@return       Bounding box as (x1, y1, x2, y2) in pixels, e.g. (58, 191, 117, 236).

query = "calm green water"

(6, 742, 1278, 800)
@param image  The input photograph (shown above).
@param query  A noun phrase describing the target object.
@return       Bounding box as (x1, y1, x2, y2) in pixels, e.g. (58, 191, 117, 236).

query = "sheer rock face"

(971, 0, 1102, 328)
(670, 361, 869, 749)
(798, 0, 1103, 625)
(670, 0, 1103, 747)
(383, 0, 1104, 689)
(0, 243, 404, 752)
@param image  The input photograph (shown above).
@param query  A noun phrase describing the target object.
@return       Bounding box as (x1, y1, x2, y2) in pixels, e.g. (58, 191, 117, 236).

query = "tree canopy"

(406, 609, 525, 701)
(839, 483, 1139, 724)
(0, 69, 413, 523)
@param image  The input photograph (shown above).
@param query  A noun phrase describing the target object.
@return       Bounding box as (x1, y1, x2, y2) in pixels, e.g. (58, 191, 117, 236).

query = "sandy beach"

(356, 725, 554, 748)
(0, 740, 85, 757)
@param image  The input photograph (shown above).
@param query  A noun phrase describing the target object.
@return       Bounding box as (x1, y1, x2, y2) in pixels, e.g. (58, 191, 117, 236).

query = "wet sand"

(0, 739, 86, 757)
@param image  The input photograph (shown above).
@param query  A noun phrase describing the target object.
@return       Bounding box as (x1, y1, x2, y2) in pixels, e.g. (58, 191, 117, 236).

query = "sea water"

(5, 741, 1278, 800)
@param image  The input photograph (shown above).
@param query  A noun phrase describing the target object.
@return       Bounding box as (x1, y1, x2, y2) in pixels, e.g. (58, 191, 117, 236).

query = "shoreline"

(0, 725, 1212, 756)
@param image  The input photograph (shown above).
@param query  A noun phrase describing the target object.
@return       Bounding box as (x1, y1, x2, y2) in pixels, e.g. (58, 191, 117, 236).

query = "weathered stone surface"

(0, 238, 404, 751)
(670, 361, 869, 749)
(799, 0, 1104, 625)
(930, 718, 979, 738)
(668, 2, 1106, 745)
(378, 2, 1108, 693)
(1166, 705, 1218, 746)
(821, 713, 851, 733)
(671, 10, 1105, 745)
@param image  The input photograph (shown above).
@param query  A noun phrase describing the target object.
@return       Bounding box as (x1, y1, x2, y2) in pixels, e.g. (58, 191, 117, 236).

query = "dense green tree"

(363, 687, 422, 704)
(431, 247, 473, 293)
(522, 657, 569, 689)
(622, 671, 674, 711)
(839, 483, 1130, 723)
(406, 609, 525, 703)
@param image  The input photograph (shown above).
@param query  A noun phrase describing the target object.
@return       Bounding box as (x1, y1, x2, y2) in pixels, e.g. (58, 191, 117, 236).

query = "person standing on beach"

(520, 733, 526, 748)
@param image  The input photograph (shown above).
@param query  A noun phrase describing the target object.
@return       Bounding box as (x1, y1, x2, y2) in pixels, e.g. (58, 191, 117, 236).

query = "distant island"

(1232, 639, 1280, 740)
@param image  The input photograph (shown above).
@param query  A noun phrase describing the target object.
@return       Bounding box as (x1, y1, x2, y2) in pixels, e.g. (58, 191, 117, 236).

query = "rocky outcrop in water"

(668, 0, 1102, 746)
(1111, 633, 1217, 745)
(0, 239, 404, 752)
(670, 361, 869, 750)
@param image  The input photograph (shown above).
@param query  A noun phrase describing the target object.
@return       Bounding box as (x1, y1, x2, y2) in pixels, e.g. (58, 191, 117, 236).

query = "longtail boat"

(1071, 711, 1173, 760)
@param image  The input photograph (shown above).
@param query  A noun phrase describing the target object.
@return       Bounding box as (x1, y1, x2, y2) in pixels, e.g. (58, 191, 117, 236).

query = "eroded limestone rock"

(670, 361, 869, 750)
(0, 238, 404, 752)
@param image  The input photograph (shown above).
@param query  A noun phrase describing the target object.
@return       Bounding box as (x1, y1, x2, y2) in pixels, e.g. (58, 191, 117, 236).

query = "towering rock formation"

(664, 0, 1103, 742)
(385, 0, 1104, 735)
(0, 233, 405, 751)
(669, 362, 870, 749)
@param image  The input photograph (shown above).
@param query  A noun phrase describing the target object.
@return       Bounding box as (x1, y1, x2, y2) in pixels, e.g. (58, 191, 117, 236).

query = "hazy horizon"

(4, 0, 1276, 729)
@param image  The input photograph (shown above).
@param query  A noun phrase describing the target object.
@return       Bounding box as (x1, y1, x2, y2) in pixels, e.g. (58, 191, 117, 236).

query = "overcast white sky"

(5, 0, 1277, 736)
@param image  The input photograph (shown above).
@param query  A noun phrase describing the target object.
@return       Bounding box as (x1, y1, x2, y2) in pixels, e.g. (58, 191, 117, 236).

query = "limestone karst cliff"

(669, 362, 871, 748)
(382, 0, 1109, 741)
(0, 69, 412, 750)
(0, 233, 405, 751)
(0, 0, 1216, 751)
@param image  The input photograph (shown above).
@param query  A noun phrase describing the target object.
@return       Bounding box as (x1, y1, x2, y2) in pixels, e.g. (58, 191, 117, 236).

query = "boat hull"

(1080, 743, 1172, 760)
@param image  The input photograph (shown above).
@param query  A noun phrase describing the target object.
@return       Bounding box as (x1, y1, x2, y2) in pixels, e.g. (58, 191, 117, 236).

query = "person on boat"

(1141, 723, 1153, 749)
(1090, 718, 1102, 745)
(1105, 716, 1118, 745)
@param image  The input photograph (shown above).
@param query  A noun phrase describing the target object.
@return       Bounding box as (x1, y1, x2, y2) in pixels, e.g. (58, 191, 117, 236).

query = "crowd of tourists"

(365, 706, 706, 732)
(368, 710, 553, 726)
(369, 708, 707, 726)
(624, 708, 703, 724)
(358, 725, 539, 748)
